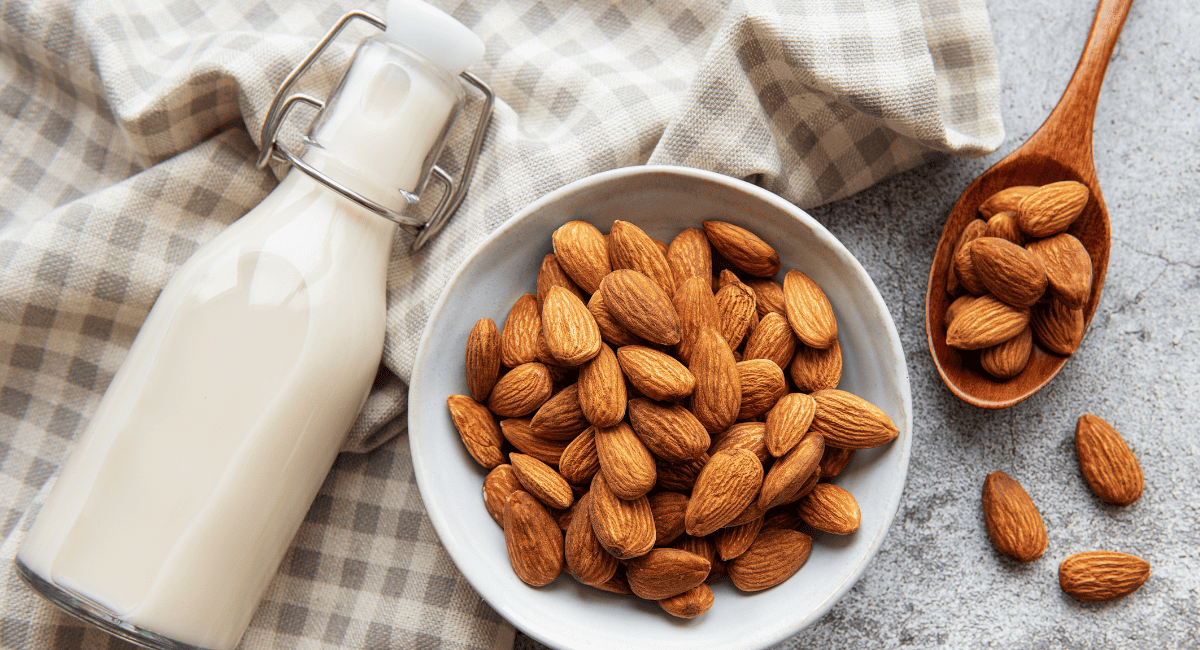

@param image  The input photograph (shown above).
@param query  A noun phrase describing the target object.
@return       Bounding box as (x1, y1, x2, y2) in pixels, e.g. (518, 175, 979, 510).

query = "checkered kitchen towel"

(0, 0, 1001, 648)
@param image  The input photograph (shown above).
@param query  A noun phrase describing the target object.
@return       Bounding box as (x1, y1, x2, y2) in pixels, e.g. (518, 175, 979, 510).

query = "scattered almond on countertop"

(981, 471, 1047, 563)
(1075, 414, 1144, 506)
(1059, 551, 1150, 602)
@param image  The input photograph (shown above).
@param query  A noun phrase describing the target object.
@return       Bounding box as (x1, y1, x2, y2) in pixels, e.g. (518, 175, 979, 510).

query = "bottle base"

(13, 559, 204, 650)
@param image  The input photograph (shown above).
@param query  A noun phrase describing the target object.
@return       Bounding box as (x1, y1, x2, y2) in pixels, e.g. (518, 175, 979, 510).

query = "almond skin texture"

(809, 389, 899, 450)
(1017, 180, 1089, 238)
(1031, 300, 1084, 355)
(709, 421, 770, 464)
(504, 491, 565, 587)
(944, 295, 978, 330)
(744, 278, 786, 317)
(649, 491, 689, 547)
(658, 584, 714, 619)
(689, 326, 742, 434)
(979, 185, 1038, 219)
(981, 471, 1047, 563)
(541, 286, 602, 366)
(970, 237, 1048, 308)
(818, 445, 855, 480)
(945, 295, 1031, 351)
(500, 417, 569, 466)
(796, 482, 860, 534)
(702, 220, 781, 278)
(685, 448, 765, 537)
(980, 326, 1033, 380)
(578, 342, 626, 427)
(1075, 414, 1144, 506)
(627, 398, 710, 462)
(600, 269, 682, 346)
(609, 220, 677, 296)
(595, 421, 657, 500)
(736, 359, 788, 420)
(765, 392, 816, 457)
(948, 219, 988, 295)
(714, 516, 763, 561)
(1027, 233, 1093, 310)
(667, 228, 713, 292)
(1059, 551, 1151, 602)
(483, 464, 524, 526)
(446, 395, 505, 468)
(626, 548, 711, 600)
(588, 472, 655, 560)
(465, 318, 501, 402)
(759, 431, 824, 510)
(537, 253, 586, 309)
(500, 294, 541, 368)
(587, 286, 644, 348)
(510, 452, 575, 510)
(530, 383, 590, 441)
(616, 345, 695, 402)
(655, 454, 707, 493)
(715, 281, 758, 350)
(552, 220, 611, 294)
(564, 492, 619, 586)
(953, 240, 987, 296)
(985, 211, 1026, 246)
(743, 312, 797, 371)
(789, 339, 842, 393)
(557, 426, 600, 485)
(487, 362, 554, 417)
(726, 528, 812, 592)
(672, 276, 721, 364)
(783, 269, 837, 349)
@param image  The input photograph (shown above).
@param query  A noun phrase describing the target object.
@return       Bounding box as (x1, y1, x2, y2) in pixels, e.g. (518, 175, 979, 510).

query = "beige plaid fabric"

(0, 0, 1001, 648)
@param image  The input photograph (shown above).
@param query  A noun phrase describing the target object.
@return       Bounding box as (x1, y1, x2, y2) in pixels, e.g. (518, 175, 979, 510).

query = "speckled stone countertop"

(515, 0, 1200, 647)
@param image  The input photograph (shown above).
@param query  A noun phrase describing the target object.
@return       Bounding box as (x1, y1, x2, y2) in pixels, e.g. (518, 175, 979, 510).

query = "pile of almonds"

(944, 181, 1094, 379)
(981, 414, 1150, 601)
(447, 219, 899, 618)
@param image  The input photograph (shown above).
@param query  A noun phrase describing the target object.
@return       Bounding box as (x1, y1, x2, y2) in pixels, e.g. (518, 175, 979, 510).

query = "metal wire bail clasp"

(256, 10, 494, 251)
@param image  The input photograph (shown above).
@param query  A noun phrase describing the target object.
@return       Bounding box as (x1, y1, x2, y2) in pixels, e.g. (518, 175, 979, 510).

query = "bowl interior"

(409, 166, 912, 650)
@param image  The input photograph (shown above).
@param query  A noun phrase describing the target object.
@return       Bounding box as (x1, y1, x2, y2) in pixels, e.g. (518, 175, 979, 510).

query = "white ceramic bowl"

(409, 165, 912, 650)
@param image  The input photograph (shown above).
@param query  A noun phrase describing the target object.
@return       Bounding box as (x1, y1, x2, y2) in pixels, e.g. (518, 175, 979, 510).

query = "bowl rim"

(409, 163, 913, 649)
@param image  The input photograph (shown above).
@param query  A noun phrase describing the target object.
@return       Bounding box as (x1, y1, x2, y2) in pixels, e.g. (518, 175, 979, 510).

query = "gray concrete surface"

(515, 0, 1200, 647)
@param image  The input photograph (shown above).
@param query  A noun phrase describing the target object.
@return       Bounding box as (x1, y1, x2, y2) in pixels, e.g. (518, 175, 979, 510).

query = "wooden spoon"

(925, 0, 1133, 409)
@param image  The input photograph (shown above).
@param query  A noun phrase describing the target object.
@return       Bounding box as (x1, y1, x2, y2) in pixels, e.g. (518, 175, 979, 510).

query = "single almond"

(970, 237, 1048, 308)
(510, 452, 575, 510)
(500, 417, 569, 466)
(701, 220, 781, 278)
(796, 482, 860, 534)
(465, 318, 501, 403)
(1059, 551, 1150, 602)
(736, 359, 787, 421)
(609, 220, 677, 296)
(552, 220, 611, 294)
(1075, 414, 1144, 506)
(948, 219, 988, 295)
(658, 584, 714, 619)
(713, 515, 763, 561)
(626, 548, 712, 600)
(564, 492, 619, 586)
(537, 253, 586, 309)
(541, 286, 602, 366)
(764, 392, 816, 457)
(558, 426, 600, 485)
(530, 383, 590, 440)
(500, 293, 541, 367)
(595, 421, 657, 500)
(709, 421, 770, 464)
(627, 398, 710, 463)
(588, 472, 655, 559)
(487, 362, 554, 417)
(578, 342, 626, 427)
(689, 326, 741, 434)
(649, 491, 689, 547)
(483, 463, 523, 526)
(616, 344, 695, 402)
(985, 211, 1027, 246)
(809, 389, 899, 450)
(981, 471, 1047, 563)
(742, 312, 796, 372)
(685, 448, 764, 537)
(783, 269, 837, 349)
(587, 285, 644, 348)
(503, 490, 564, 586)
(979, 186, 1038, 219)
(1027, 233, 1092, 310)
(953, 240, 988, 296)
(672, 276, 721, 364)
(789, 339, 842, 393)
(726, 528, 812, 592)
(600, 269, 682, 346)
(980, 326, 1033, 380)
(945, 295, 1031, 350)
(446, 394, 505, 468)
(667, 228, 713, 293)
(1017, 180, 1089, 238)
(1031, 300, 1084, 355)
(715, 281, 757, 350)
(759, 431, 824, 510)
(744, 278, 786, 318)
(655, 453, 707, 493)
(818, 445, 855, 479)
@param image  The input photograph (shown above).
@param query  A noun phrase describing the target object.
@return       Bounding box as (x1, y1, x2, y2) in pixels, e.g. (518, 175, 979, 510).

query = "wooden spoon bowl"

(925, 0, 1132, 409)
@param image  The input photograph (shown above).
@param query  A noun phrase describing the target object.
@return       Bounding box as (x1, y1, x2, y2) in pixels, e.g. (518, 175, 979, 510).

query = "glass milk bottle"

(14, 2, 488, 649)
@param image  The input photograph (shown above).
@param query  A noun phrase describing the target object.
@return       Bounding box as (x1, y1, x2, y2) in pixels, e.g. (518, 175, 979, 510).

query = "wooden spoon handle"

(1028, 0, 1133, 160)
